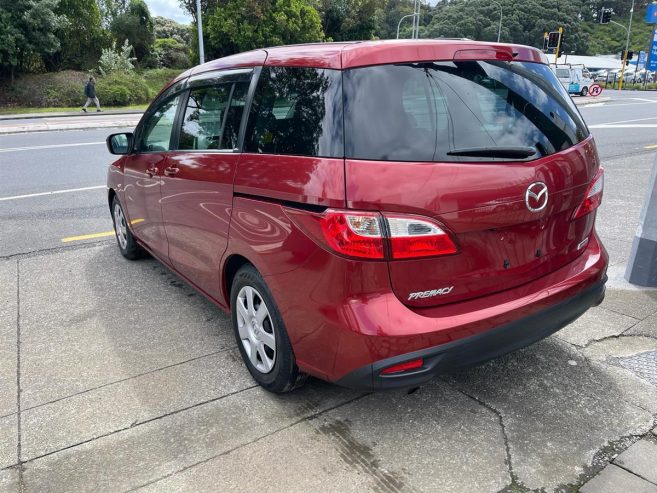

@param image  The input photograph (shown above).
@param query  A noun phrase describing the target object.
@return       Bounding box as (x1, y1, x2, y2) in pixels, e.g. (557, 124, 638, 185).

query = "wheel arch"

(222, 254, 254, 307)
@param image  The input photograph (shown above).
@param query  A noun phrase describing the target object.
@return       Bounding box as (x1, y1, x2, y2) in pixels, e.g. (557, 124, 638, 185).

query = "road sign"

(646, 4, 657, 24)
(648, 29, 657, 71)
(638, 50, 647, 69)
(588, 84, 603, 97)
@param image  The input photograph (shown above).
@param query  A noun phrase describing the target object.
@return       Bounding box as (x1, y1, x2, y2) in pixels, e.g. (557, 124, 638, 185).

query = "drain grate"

(612, 350, 657, 387)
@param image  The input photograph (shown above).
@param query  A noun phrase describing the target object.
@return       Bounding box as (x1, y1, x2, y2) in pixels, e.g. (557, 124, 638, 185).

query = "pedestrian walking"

(82, 76, 101, 112)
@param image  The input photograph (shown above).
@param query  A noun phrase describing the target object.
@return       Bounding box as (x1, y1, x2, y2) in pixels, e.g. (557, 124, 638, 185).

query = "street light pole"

(195, 0, 205, 64)
(396, 13, 416, 39)
(490, 1, 502, 42)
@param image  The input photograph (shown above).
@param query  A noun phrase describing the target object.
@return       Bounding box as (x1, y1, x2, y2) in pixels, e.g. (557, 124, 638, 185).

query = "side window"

(244, 67, 343, 158)
(177, 81, 250, 151)
(178, 85, 231, 150)
(138, 95, 181, 152)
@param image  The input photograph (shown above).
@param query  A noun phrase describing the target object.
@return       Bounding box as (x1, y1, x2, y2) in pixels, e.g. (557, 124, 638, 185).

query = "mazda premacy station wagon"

(106, 40, 608, 392)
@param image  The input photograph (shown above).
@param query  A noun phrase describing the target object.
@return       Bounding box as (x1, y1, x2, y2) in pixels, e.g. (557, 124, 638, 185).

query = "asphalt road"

(0, 90, 656, 258)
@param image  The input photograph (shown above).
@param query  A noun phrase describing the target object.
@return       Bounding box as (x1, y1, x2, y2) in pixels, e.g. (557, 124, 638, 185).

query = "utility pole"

(615, 0, 635, 91)
(196, 0, 205, 64)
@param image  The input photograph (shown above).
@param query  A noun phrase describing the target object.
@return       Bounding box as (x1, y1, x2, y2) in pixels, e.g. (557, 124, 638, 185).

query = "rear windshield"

(343, 61, 589, 162)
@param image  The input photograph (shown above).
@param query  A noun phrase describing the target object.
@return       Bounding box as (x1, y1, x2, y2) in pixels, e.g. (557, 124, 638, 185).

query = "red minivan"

(106, 40, 607, 392)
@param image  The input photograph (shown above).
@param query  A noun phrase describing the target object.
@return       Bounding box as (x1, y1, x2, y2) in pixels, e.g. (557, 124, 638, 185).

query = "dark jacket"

(85, 81, 96, 98)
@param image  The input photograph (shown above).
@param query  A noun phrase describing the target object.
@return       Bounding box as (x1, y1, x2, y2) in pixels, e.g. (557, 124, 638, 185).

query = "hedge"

(0, 68, 181, 108)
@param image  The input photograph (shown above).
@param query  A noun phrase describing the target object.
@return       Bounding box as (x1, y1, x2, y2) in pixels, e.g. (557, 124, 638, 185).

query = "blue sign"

(647, 4, 657, 24)
(638, 50, 647, 69)
(648, 29, 657, 71)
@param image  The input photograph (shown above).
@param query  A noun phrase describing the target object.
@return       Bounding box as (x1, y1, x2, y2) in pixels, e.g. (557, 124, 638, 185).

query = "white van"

(552, 65, 595, 96)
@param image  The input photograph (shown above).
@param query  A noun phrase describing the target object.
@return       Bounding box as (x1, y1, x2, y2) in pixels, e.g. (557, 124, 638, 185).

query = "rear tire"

(111, 196, 144, 260)
(230, 265, 305, 393)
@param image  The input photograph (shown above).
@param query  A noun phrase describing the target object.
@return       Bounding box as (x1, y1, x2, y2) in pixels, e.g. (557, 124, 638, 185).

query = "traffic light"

(600, 8, 613, 24)
(622, 50, 634, 61)
(547, 31, 561, 50)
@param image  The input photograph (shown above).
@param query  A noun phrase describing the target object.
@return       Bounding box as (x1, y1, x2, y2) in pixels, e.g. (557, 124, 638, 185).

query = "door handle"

(163, 166, 180, 177)
(146, 166, 158, 177)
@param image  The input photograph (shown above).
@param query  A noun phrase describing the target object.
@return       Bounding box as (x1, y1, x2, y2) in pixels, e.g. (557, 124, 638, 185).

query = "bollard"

(625, 153, 657, 287)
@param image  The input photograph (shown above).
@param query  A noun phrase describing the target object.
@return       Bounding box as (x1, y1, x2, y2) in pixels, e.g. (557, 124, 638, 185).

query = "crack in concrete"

(20, 384, 258, 464)
(15, 259, 25, 493)
(127, 392, 371, 492)
(19, 348, 229, 414)
(0, 239, 112, 261)
(441, 380, 527, 492)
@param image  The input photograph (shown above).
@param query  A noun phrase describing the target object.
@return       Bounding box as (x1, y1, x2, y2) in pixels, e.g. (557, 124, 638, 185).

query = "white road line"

(590, 116, 657, 125)
(0, 185, 105, 202)
(589, 124, 657, 129)
(0, 141, 105, 153)
(584, 101, 657, 108)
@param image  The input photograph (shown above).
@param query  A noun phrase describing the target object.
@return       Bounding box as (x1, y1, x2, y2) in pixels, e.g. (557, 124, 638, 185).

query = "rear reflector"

(572, 168, 604, 220)
(380, 358, 424, 375)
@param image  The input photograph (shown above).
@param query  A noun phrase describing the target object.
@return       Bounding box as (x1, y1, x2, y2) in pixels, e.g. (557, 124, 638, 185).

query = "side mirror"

(106, 133, 134, 155)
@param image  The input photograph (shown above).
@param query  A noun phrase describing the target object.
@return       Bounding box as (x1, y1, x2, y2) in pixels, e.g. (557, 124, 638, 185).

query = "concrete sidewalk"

(0, 151, 656, 492)
(0, 112, 142, 134)
(0, 109, 143, 121)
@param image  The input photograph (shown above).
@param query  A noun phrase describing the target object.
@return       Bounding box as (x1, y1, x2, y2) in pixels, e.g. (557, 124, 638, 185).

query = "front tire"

(230, 265, 304, 393)
(111, 196, 144, 260)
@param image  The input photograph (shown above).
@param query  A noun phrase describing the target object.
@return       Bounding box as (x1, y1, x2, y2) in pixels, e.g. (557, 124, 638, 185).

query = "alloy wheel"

(236, 286, 276, 373)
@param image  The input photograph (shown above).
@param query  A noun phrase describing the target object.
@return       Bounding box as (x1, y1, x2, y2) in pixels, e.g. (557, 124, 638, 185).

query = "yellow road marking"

(645, 144, 657, 149)
(60, 219, 144, 243)
(61, 231, 115, 243)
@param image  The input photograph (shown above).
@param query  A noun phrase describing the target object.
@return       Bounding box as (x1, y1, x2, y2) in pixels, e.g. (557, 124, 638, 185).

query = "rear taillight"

(286, 208, 458, 260)
(320, 211, 384, 259)
(385, 214, 458, 259)
(572, 168, 604, 220)
(380, 358, 424, 375)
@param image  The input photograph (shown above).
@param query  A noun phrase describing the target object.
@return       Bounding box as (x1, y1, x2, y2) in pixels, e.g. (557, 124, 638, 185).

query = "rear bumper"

(335, 276, 606, 390)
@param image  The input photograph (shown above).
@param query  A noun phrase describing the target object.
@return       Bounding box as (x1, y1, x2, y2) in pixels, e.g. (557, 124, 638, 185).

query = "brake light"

(572, 168, 604, 220)
(320, 211, 384, 259)
(380, 358, 424, 375)
(284, 208, 458, 260)
(385, 214, 458, 259)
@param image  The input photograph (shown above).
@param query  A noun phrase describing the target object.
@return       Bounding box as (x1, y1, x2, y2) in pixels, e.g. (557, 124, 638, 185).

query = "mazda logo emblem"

(525, 182, 549, 212)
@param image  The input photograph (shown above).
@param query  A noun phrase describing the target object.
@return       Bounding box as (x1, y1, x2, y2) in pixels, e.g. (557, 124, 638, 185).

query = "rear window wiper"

(446, 146, 537, 159)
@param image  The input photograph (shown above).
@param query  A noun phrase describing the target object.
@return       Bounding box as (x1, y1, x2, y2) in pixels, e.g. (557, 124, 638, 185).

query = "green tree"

(111, 0, 155, 63)
(0, 0, 67, 81)
(154, 16, 192, 45)
(205, 0, 324, 59)
(44, 0, 108, 70)
(154, 38, 192, 68)
(425, 0, 589, 55)
(374, 0, 415, 39)
(317, 0, 378, 41)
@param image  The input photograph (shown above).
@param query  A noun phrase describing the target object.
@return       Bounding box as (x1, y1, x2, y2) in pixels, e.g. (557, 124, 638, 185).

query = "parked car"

(552, 65, 595, 96)
(106, 40, 608, 392)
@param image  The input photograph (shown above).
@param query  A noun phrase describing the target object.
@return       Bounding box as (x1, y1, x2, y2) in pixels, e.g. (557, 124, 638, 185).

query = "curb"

(0, 119, 141, 135)
(574, 96, 611, 106)
(0, 110, 144, 121)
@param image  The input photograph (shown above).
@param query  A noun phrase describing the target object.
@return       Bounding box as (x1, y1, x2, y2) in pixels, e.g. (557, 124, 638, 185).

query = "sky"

(145, 0, 192, 24)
